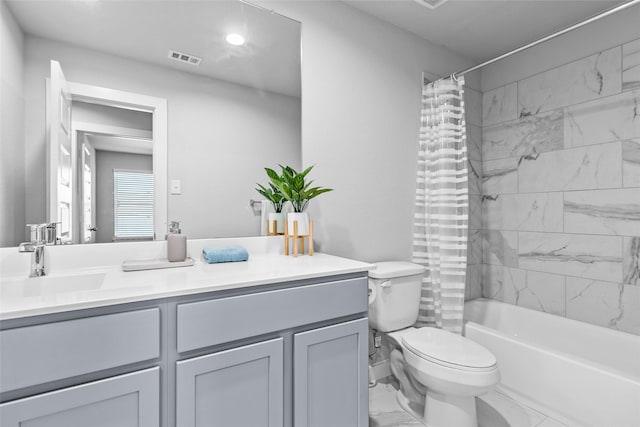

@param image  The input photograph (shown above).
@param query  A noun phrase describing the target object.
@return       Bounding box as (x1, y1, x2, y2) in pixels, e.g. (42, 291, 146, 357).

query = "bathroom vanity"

(0, 238, 371, 427)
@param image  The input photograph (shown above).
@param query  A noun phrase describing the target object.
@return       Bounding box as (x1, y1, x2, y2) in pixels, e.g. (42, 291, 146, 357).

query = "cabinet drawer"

(0, 308, 160, 393)
(177, 277, 367, 352)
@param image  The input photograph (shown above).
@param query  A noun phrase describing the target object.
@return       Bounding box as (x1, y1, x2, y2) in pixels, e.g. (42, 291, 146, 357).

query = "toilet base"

(396, 389, 478, 427)
(424, 390, 477, 427)
(395, 390, 424, 424)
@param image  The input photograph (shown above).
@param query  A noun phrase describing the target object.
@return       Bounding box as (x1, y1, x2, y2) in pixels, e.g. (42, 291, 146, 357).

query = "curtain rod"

(449, 0, 640, 79)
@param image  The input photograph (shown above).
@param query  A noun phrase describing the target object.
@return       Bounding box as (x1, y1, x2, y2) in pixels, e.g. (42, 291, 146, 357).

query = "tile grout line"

(480, 228, 633, 239)
(482, 262, 625, 287)
(481, 187, 640, 195)
(483, 141, 629, 166)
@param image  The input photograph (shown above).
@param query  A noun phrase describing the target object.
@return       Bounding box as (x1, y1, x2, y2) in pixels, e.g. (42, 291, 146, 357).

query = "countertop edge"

(1, 254, 373, 321)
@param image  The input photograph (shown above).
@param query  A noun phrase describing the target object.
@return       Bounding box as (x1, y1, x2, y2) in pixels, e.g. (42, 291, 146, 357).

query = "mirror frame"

(51, 80, 168, 241)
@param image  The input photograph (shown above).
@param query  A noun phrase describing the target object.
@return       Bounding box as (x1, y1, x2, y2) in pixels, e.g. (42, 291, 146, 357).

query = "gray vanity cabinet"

(0, 367, 159, 427)
(173, 275, 369, 427)
(293, 318, 369, 427)
(0, 273, 368, 427)
(175, 337, 284, 427)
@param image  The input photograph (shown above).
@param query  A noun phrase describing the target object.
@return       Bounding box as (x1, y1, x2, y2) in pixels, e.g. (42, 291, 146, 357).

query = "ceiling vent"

(413, 0, 450, 10)
(168, 50, 202, 66)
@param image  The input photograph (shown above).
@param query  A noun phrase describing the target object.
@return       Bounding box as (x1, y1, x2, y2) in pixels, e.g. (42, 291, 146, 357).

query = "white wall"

(0, 1, 25, 246)
(21, 35, 301, 240)
(259, 1, 476, 262)
(481, 5, 640, 91)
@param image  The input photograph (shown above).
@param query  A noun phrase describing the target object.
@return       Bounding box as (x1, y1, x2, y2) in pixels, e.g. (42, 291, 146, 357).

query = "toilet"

(369, 261, 499, 427)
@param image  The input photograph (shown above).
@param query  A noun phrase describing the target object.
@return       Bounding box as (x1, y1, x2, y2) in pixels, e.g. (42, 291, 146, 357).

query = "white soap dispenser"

(167, 220, 187, 262)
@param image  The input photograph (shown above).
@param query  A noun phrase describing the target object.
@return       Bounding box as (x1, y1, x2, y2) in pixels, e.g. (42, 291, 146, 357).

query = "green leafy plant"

(255, 182, 286, 213)
(265, 165, 333, 213)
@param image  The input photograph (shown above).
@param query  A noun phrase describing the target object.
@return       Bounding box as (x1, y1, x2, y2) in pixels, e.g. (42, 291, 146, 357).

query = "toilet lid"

(369, 262, 426, 279)
(401, 327, 496, 371)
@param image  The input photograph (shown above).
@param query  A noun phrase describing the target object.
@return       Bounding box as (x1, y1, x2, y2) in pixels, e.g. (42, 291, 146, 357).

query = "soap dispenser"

(167, 220, 187, 262)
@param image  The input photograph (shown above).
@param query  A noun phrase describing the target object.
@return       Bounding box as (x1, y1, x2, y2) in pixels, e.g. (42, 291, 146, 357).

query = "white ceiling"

(6, 0, 301, 97)
(8, 0, 632, 94)
(344, 0, 624, 63)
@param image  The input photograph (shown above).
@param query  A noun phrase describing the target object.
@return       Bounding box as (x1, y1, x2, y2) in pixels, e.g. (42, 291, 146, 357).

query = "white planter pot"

(268, 212, 285, 234)
(287, 212, 309, 236)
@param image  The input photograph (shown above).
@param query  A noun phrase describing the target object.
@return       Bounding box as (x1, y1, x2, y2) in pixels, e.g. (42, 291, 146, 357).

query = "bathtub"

(463, 298, 640, 427)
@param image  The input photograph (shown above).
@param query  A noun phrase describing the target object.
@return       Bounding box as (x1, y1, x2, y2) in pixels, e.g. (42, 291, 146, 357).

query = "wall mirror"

(1, 0, 302, 247)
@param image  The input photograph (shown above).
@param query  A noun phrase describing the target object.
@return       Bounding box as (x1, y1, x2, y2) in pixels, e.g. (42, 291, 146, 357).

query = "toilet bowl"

(389, 327, 499, 427)
(368, 261, 500, 427)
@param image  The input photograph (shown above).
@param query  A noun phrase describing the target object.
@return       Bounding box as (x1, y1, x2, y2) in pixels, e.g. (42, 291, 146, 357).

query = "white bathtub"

(463, 298, 640, 427)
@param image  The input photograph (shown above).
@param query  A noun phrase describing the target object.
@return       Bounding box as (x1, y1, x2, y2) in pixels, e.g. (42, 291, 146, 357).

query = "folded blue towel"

(202, 245, 249, 264)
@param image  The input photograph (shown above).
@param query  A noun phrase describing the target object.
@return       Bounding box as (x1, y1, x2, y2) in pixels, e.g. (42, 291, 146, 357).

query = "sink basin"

(1, 273, 106, 299)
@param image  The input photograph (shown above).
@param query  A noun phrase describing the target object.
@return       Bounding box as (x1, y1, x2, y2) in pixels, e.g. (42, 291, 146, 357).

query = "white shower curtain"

(413, 76, 469, 334)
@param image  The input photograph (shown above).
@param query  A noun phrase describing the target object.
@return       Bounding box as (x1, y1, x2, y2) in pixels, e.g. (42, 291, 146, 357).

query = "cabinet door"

(0, 367, 159, 427)
(176, 337, 283, 427)
(294, 318, 368, 427)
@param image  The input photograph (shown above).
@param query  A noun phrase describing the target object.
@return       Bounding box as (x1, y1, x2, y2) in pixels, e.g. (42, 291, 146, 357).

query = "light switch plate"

(170, 179, 181, 195)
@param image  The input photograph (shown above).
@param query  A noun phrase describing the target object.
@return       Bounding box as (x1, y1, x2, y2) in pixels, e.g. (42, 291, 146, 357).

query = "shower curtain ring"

(450, 73, 458, 82)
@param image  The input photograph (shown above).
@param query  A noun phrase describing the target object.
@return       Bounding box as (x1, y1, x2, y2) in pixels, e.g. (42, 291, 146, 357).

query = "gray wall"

(0, 2, 25, 246)
(479, 23, 640, 335)
(21, 35, 301, 241)
(262, 1, 476, 263)
(95, 150, 152, 243)
(7, 1, 474, 255)
(464, 86, 483, 301)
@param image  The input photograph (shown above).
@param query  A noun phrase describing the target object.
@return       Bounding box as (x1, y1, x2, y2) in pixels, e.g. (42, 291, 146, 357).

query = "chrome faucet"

(18, 223, 60, 277)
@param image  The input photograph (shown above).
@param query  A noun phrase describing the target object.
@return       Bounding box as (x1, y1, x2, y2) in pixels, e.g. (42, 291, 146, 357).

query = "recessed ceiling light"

(226, 33, 245, 46)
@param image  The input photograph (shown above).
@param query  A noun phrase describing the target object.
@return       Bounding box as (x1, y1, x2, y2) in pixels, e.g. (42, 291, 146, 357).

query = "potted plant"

(255, 181, 286, 234)
(266, 165, 333, 236)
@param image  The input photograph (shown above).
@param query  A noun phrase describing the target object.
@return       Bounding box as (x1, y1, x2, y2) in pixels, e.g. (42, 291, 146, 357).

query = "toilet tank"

(368, 262, 426, 332)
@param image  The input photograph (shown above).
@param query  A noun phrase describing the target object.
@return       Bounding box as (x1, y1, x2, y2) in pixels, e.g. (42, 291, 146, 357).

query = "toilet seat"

(401, 327, 497, 372)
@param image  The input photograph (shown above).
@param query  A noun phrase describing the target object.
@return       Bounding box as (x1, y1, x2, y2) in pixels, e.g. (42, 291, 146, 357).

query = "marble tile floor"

(369, 380, 567, 427)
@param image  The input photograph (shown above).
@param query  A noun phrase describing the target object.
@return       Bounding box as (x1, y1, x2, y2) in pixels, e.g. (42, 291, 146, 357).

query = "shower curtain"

(413, 76, 469, 334)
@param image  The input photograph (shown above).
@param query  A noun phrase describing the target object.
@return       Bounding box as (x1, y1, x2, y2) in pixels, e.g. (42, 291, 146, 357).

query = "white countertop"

(0, 237, 373, 320)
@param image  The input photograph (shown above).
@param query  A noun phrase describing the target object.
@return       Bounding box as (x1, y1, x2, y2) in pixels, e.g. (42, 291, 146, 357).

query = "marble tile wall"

(622, 38, 640, 91)
(623, 140, 640, 187)
(517, 47, 621, 117)
(479, 37, 640, 335)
